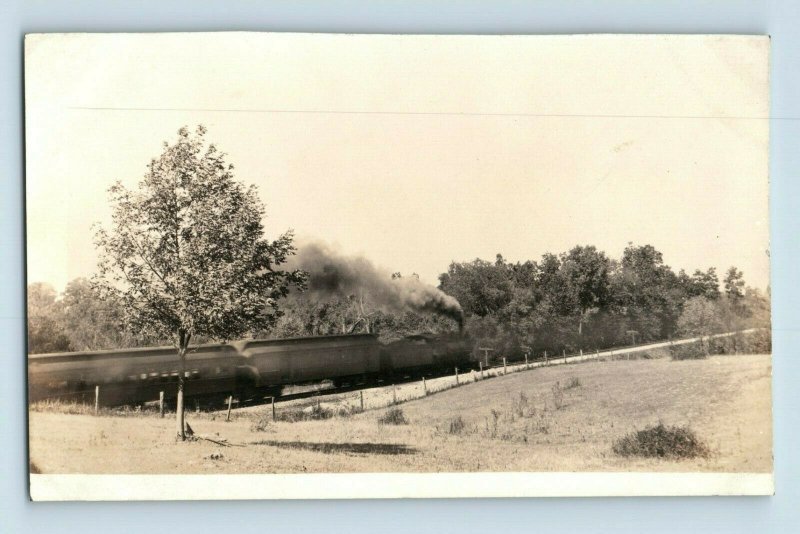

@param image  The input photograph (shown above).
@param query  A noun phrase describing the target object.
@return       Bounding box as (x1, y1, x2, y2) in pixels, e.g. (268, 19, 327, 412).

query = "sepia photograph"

(24, 32, 772, 499)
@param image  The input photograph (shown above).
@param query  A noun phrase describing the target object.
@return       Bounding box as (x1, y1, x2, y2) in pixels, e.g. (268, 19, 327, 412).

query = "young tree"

(94, 126, 306, 440)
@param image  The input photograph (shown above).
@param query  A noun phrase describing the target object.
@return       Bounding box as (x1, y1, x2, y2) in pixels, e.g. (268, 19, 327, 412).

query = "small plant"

(564, 377, 582, 389)
(448, 415, 466, 435)
(551, 381, 564, 410)
(378, 407, 408, 425)
(250, 413, 272, 432)
(612, 422, 710, 459)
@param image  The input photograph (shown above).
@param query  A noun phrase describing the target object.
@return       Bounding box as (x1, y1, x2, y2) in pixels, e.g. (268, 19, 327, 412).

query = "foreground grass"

(29, 354, 771, 474)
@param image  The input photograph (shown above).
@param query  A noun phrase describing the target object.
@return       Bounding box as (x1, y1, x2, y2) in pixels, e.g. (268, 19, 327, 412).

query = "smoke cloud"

(289, 241, 463, 328)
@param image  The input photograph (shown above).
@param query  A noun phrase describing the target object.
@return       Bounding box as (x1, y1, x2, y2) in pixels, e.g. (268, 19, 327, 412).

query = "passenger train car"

(28, 333, 474, 407)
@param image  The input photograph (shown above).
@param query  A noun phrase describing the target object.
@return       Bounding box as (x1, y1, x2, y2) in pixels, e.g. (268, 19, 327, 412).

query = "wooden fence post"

(271, 396, 276, 421)
(94, 385, 99, 415)
(525, 353, 529, 370)
(479, 361, 484, 379)
(455, 367, 459, 385)
(503, 357, 507, 375)
(563, 349, 567, 364)
(360, 390, 365, 411)
(422, 377, 427, 395)
(544, 351, 548, 365)
(195, 398, 200, 414)
(226, 395, 233, 422)
(159, 391, 165, 418)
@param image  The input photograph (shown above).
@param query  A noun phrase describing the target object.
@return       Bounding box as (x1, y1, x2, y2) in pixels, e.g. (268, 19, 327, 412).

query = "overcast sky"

(25, 33, 770, 293)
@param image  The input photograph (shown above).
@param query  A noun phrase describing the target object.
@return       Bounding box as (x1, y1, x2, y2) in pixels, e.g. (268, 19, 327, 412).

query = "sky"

(24, 33, 770, 293)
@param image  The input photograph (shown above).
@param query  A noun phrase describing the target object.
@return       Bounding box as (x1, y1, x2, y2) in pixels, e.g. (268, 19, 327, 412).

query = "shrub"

(378, 407, 408, 425)
(448, 415, 466, 435)
(612, 423, 710, 459)
(669, 341, 708, 361)
(276, 403, 334, 422)
(564, 377, 582, 389)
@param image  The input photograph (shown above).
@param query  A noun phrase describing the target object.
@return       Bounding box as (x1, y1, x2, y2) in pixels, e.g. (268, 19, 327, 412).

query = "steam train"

(28, 333, 474, 407)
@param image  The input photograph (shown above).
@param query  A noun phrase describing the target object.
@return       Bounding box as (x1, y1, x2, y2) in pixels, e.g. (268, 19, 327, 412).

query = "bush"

(378, 407, 408, 425)
(448, 415, 466, 435)
(669, 341, 708, 360)
(276, 403, 334, 422)
(564, 377, 582, 389)
(709, 330, 771, 355)
(612, 423, 710, 459)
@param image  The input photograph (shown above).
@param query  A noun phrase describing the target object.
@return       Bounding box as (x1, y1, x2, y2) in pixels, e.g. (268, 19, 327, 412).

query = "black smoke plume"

(288, 241, 464, 328)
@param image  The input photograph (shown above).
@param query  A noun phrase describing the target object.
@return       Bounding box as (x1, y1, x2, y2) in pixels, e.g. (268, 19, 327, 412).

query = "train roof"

(28, 342, 239, 361)
(28, 333, 380, 360)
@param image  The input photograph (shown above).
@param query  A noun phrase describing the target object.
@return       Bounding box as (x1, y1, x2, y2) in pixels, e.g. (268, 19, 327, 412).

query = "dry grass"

(29, 354, 771, 474)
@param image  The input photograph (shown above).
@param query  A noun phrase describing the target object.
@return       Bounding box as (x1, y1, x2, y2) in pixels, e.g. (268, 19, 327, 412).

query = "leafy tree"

(612, 244, 677, 341)
(61, 277, 162, 350)
(724, 266, 746, 302)
(677, 296, 725, 342)
(27, 283, 71, 354)
(559, 245, 611, 339)
(438, 257, 513, 317)
(690, 268, 721, 300)
(93, 126, 306, 440)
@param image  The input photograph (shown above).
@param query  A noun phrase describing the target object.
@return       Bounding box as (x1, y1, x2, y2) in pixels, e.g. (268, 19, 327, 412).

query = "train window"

(215, 367, 221, 375)
(140, 373, 148, 380)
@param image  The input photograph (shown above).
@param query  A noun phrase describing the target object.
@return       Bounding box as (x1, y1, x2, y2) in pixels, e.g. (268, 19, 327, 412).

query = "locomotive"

(28, 332, 474, 407)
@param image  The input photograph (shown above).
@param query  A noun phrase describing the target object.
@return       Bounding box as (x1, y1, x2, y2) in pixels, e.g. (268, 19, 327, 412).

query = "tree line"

(438, 245, 770, 358)
(28, 243, 770, 357)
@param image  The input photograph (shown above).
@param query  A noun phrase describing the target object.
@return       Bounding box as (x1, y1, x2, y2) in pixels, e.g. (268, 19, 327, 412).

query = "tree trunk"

(176, 348, 186, 440)
(176, 329, 191, 441)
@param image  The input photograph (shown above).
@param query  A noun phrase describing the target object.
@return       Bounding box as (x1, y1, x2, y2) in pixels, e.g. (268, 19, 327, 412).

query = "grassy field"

(29, 354, 772, 474)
